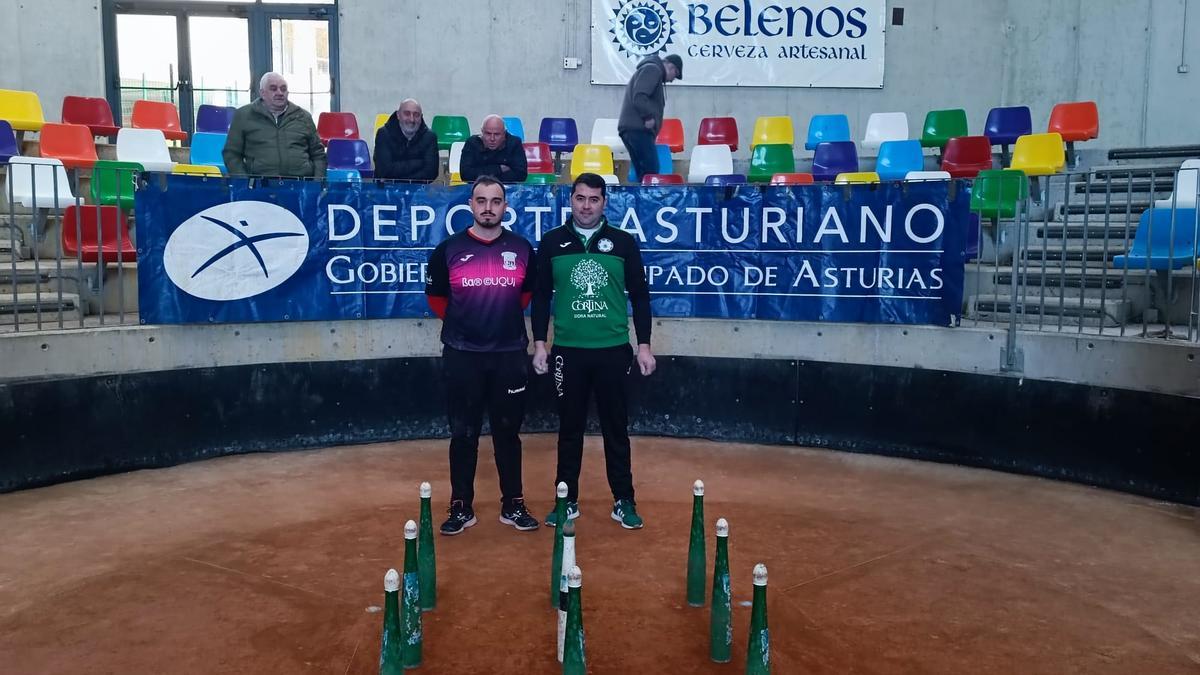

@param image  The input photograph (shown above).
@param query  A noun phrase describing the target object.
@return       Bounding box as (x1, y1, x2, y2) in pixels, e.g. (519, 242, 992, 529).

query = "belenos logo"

(164, 201, 309, 301)
(609, 0, 676, 57)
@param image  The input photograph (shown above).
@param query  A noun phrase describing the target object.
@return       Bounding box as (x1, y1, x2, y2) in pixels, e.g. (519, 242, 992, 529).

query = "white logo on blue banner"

(591, 0, 886, 87)
(163, 201, 309, 301)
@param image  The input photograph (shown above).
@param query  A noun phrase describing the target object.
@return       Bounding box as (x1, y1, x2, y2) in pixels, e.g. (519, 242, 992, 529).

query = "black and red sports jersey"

(426, 228, 536, 352)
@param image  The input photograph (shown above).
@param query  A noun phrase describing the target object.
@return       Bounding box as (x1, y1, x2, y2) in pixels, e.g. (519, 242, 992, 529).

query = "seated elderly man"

(460, 114, 527, 183)
(223, 72, 326, 178)
(374, 98, 439, 182)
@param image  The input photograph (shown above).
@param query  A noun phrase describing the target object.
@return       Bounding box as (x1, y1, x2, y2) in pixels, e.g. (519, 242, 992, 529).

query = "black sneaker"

(499, 498, 540, 531)
(440, 500, 477, 536)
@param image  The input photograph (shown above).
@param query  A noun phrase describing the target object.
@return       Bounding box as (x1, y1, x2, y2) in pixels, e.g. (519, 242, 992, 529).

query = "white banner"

(590, 0, 886, 88)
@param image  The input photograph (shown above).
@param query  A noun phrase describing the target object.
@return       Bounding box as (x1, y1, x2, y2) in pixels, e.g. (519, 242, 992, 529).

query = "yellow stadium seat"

(568, 144, 614, 179)
(834, 171, 880, 184)
(449, 172, 465, 186)
(374, 113, 389, 132)
(0, 89, 46, 132)
(1010, 132, 1065, 176)
(172, 163, 222, 176)
(751, 116, 794, 147)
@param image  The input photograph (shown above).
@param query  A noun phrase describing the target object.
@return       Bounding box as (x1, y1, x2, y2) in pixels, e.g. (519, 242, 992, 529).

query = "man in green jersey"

(531, 172, 656, 530)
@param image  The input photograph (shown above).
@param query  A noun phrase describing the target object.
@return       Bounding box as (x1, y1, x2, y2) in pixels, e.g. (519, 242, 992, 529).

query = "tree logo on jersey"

(570, 258, 611, 313)
(608, 0, 675, 59)
(501, 251, 518, 270)
(597, 238, 614, 253)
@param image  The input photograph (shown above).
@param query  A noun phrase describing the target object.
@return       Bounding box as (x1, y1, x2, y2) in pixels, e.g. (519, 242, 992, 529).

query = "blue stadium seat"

(811, 141, 858, 182)
(627, 144, 673, 182)
(875, 140, 924, 181)
(985, 105, 1032, 166)
(539, 117, 579, 154)
(189, 132, 228, 173)
(1113, 208, 1200, 271)
(503, 116, 524, 140)
(196, 104, 235, 134)
(805, 114, 851, 151)
(327, 168, 362, 183)
(0, 120, 20, 162)
(327, 138, 373, 177)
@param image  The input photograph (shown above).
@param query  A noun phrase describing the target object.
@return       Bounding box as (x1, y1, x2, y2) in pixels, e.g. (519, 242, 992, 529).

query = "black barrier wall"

(2, 357, 1198, 504)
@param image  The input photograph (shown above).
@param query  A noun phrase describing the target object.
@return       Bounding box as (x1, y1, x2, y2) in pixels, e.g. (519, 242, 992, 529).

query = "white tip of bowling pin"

(404, 520, 418, 539)
(384, 568, 400, 592)
(715, 517, 729, 537)
(568, 565, 583, 588)
(557, 481, 568, 498)
(693, 479, 705, 496)
(753, 563, 768, 586)
(419, 482, 432, 498)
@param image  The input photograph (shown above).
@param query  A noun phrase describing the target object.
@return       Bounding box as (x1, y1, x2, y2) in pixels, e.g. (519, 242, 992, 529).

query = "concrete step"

(1090, 164, 1183, 180)
(0, 291, 84, 325)
(0, 260, 84, 295)
(1024, 243, 1124, 264)
(1058, 198, 1153, 217)
(990, 265, 1147, 291)
(968, 293, 1131, 327)
(1034, 222, 1139, 240)
(1074, 178, 1175, 195)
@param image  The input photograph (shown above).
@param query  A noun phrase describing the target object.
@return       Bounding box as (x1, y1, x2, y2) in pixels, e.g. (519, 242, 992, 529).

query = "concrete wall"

(0, 0, 105, 111)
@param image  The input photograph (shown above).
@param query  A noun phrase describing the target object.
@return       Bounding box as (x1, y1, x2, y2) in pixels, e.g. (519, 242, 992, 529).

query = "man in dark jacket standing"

(223, 72, 326, 178)
(373, 98, 439, 182)
(618, 53, 682, 181)
(460, 115, 528, 183)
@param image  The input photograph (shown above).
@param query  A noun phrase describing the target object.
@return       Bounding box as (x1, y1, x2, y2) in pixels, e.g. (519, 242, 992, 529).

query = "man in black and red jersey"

(425, 176, 540, 536)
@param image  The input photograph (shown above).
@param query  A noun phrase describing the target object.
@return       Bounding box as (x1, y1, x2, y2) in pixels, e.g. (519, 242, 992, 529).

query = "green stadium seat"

(747, 144, 795, 182)
(431, 115, 470, 151)
(970, 169, 1028, 221)
(91, 160, 143, 210)
(920, 109, 968, 149)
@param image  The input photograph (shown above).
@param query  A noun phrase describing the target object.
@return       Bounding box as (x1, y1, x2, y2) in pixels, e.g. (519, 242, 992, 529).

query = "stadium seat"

(61, 96, 120, 137)
(626, 144, 672, 182)
(862, 112, 909, 149)
(748, 144, 795, 182)
(751, 116, 794, 147)
(90, 160, 142, 210)
(984, 106, 1032, 166)
(697, 116, 739, 151)
(130, 100, 188, 143)
(116, 128, 175, 172)
(0, 121, 18, 162)
(569, 144, 614, 179)
(189, 132, 228, 173)
(920, 109, 968, 149)
(8, 157, 75, 208)
(539, 117, 579, 154)
(173, 163, 222, 175)
(448, 141, 465, 184)
(503, 116, 524, 140)
(1154, 159, 1200, 209)
(642, 173, 684, 185)
(687, 144, 734, 183)
(835, 172, 880, 184)
(62, 205, 136, 264)
(524, 142, 555, 174)
(431, 115, 470, 151)
(524, 173, 557, 185)
(804, 114, 851, 151)
(769, 172, 814, 185)
(875, 140, 924, 181)
(1010, 132, 1065, 176)
(195, 104, 235, 134)
(327, 168, 362, 183)
(590, 118, 627, 159)
(905, 170, 951, 181)
(317, 111, 360, 145)
(37, 123, 98, 169)
(656, 118, 685, 153)
(970, 169, 1028, 220)
(705, 174, 747, 186)
(941, 136, 994, 178)
(1113, 208, 1200, 271)
(600, 174, 621, 185)
(374, 113, 389, 133)
(811, 141, 859, 182)
(1048, 101, 1099, 167)
(0, 89, 46, 132)
(327, 138, 373, 177)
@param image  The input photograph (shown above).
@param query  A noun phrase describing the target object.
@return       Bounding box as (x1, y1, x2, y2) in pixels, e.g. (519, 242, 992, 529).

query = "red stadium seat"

(769, 172, 814, 186)
(61, 96, 120, 137)
(656, 118, 685, 153)
(38, 122, 99, 169)
(317, 111, 361, 144)
(62, 205, 137, 264)
(131, 100, 188, 143)
(641, 173, 684, 185)
(697, 117, 739, 152)
(1048, 101, 1099, 142)
(524, 142, 554, 174)
(941, 136, 994, 178)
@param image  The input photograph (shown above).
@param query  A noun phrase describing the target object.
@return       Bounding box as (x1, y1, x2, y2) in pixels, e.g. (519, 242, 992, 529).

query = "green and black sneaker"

(545, 501, 580, 527)
(611, 499, 644, 530)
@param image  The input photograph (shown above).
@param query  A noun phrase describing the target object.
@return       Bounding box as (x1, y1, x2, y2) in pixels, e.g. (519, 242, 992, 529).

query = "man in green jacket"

(223, 72, 327, 178)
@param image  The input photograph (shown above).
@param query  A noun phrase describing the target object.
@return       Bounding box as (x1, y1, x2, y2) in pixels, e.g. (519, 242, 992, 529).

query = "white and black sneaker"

(499, 498, 540, 531)
(440, 500, 477, 536)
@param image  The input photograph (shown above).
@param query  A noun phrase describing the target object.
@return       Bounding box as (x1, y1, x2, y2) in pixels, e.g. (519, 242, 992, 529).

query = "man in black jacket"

(618, 53, 682, 181)
(460, 115, 528, 183)
(373, 98, 439, 182)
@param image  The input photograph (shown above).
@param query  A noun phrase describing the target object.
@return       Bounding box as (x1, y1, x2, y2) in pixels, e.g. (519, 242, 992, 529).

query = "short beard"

(474, 218, 501, 229)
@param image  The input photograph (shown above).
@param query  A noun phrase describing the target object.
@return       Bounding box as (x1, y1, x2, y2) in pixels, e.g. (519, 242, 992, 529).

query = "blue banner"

(136, 176, 969, 325)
